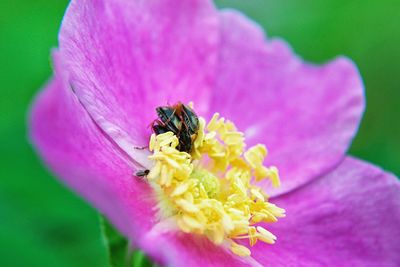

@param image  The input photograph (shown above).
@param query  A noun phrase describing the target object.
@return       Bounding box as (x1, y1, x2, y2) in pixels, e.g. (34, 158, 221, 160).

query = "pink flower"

(30, 0, 400, 266)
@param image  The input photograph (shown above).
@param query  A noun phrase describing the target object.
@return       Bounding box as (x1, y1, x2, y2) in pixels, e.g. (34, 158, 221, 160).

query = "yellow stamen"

(231, 242, 251, 257)
(145, 112, 285, 257)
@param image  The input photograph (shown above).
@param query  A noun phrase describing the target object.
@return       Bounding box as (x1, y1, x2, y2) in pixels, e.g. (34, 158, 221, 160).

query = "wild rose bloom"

(30, 0, 400, 266)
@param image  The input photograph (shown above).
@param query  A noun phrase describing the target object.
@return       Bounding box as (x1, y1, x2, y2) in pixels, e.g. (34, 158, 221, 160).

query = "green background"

(0, 0, 399, 266)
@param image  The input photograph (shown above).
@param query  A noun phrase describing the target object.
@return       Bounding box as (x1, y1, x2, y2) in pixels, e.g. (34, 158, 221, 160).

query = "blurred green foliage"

(0, 0, 398, 266)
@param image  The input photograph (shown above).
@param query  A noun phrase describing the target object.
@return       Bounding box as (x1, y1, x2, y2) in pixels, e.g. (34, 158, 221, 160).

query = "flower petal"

(141, 228, 260, 267)
(213, 10, 365, 196)
(29, 70, 157, 243)
(59, 0, 219, 163)
(251, 157, 400, 266)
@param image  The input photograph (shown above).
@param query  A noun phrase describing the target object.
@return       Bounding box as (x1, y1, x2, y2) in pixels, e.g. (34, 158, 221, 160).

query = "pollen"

(146, 112, 285, 257)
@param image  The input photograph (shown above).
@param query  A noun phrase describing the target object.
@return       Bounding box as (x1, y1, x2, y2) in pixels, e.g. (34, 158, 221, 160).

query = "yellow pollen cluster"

(147, 113, 285, 257)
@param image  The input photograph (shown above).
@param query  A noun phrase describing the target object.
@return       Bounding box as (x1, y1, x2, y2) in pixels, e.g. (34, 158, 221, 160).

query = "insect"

(134, 103, 199, 179)
(135, 169, 149, 177)
(152, 102, 199, 153)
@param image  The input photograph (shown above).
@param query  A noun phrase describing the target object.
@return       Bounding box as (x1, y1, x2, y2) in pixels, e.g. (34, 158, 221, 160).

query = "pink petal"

(29, 70, 157, 244)
(212, 10, 365, 196)
(59, 0, 219, 163)
(251, 157, 400, 266)
(141, 230, 257, 267)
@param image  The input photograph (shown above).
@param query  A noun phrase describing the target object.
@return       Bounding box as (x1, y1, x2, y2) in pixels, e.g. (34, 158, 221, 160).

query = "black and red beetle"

(152, 102, 200, 153)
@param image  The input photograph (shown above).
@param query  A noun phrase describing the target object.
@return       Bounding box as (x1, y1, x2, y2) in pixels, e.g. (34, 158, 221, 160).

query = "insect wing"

(156, 106, 181, 133)
(182, 104, 199, 135)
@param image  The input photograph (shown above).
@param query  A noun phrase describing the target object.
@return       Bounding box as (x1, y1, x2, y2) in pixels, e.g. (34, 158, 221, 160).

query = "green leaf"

(99, 215, 156, 267)
(132, 250, 156, 267)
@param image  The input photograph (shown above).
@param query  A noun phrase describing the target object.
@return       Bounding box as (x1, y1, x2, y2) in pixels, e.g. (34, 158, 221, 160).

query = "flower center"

(146, 111, 285, 257)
